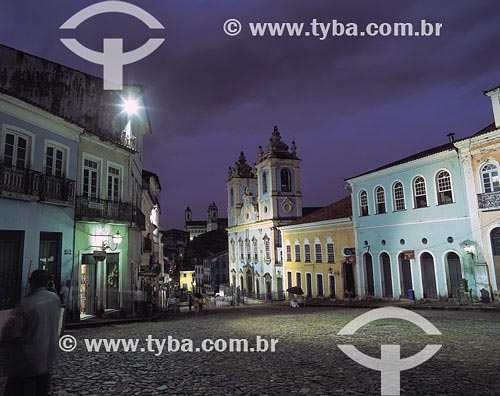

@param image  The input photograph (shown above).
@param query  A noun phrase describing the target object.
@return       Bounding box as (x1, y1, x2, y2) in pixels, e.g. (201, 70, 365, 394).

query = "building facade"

(0, 91, 80, 310)
(184, 203, 227, 241)
(346, 142, 476, 300)
(227, 126, 303, 299)
(279, 197, 355, 300)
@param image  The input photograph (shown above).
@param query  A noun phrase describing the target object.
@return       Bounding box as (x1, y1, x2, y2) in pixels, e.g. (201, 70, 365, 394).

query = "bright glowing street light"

(112, 231, 123, 245)
(122, 98, 139, 115)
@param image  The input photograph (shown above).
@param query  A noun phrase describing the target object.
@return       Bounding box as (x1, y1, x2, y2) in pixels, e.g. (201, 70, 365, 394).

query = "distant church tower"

(185, 206, 192, 222)
(255, 125, 302, 220)
(206, 202, 219, 232)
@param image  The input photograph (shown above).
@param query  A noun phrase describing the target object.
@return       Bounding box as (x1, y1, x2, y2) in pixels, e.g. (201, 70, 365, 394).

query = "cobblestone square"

(2, 306, 496, 396)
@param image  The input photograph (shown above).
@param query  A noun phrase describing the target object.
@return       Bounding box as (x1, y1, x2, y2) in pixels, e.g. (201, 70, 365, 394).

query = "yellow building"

(179, 270, 196, 292)
(279, 197, 355, 300)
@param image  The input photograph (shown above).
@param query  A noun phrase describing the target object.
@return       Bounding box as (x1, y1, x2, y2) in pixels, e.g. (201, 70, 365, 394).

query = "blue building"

(0, 90, 80, 308)
(346, 138, 476, 300)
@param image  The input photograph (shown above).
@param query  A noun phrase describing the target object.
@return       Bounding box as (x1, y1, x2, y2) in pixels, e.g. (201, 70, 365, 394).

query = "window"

(230, 188, 234, 206)
(315, 243, 323, 263)
(239, 239, 244, 261)
(45, 145, 66, 177)
(263, 235, 271, 261)
(413, 176, 428, 208)
(392, 182, 405, 211)
(327, 243, 335, 263)
(281, 169, 291, 192)
(481, 163, 500, 193)
(359, 190, 369, 216)
(83, 158, 99, 198)
(286, 243, 292, 261)
(107, 165, 121, 202)
(231, 239, 236, 261)
(294, 243, 301, 262)
(245, 239, 251, 262)
(304, 243, 311, 262)
(3, 131, 31, 169)
(252, 238, 258, 261)
(262, 172, 268, 194)
(287, 271, 292, 289)
(436, 170, 453, 205)
(375, 186, 386, 214)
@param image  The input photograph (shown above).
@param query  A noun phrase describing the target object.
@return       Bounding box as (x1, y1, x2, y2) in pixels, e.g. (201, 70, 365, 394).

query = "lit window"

(375, 186, 386, 214)
(359, 190, 369, 216)
(436, 170, 453, 205)
(413, 176, 428, 208)
(481, 163, 500, 193)
(393, 182, 405, 211)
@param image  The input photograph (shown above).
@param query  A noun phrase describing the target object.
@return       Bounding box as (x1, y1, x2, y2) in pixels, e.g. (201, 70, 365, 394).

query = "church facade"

(227, 126, 303, 299)
(184, 202, 228, 241)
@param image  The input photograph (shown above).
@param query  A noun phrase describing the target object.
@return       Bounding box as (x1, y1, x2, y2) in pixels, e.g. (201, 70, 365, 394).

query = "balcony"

(76, 196, 143, 224)
(0, 164, 75, 205)
(477, 191, 500, 211)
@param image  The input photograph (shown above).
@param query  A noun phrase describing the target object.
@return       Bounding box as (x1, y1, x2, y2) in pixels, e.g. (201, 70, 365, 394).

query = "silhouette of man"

(2, 269, 61, 396)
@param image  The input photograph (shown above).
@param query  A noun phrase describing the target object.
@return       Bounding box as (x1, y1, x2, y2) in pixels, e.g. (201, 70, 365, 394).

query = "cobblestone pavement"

(2, 306, 499, 395)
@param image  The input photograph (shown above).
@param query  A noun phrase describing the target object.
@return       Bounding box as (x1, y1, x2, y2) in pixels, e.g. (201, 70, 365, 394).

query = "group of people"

(1, 269, 63, 396)
(187, 294, 204, 313)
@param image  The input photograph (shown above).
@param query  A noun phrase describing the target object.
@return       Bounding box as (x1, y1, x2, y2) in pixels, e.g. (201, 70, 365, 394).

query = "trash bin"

(408, 289, 415, 301)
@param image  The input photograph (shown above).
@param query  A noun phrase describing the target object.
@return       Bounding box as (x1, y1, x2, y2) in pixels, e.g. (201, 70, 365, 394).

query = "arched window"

(436, 170, 453, 205)
(481, 163, 500, 193)
(359, 190, 369, 216)
(230, 188, 234, 206)
(392, 182, 405, 211)
(413, 176, 428, 208)
(375, 186, 386, 214)
(263, 235, 271, 261)
(280, 169, 291, 192)
(262, 172, 268, 194)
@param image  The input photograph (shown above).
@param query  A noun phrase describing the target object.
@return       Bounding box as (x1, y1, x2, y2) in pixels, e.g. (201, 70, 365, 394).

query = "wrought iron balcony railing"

(477, 191, 500, 211)
(76, 196, 145, 227)
(0, 164, 75, 205)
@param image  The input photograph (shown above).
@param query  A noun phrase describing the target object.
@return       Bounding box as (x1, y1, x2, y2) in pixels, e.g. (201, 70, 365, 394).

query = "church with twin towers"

(226, 126, 313, 298)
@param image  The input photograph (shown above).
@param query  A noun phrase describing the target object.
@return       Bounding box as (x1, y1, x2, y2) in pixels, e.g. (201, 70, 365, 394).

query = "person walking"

(2, 269, 62, 396)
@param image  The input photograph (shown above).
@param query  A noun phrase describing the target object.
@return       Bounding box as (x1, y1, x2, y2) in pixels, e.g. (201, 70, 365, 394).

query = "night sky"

(2, 1, 500, 229)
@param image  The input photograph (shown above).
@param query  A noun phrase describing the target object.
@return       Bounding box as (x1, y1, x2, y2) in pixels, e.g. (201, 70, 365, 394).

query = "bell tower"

(255, 126, 302, 220)
(207, 202, 219, 232)
(185, 206, 192, 222)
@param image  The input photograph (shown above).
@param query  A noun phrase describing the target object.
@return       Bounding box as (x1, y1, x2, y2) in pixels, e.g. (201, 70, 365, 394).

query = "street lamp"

(102, 231, 123, 251)
(122, 98, 139, 115)
(192, 278, 197, 293)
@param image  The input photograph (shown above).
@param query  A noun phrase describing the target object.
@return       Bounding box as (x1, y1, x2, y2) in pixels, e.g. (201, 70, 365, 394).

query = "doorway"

(380, 253, 393, 297)
(446, 252, 461, 298)
(0, 231, 24, 309)
(491, 228, 500, 291)
(343, 262, 355, 298)
(420, 252, 438, 299)
(80, 254, 97, 315)
(39, 232, 62, 289)
(398, 253, 413, 299)
(364, 253, 375, 296)
(106, 253, 119, 309)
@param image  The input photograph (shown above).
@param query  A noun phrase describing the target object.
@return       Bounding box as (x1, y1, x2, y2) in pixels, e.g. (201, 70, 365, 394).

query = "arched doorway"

(445, 252, 461, 298)
(491, 228, 500, 291)
(398, 253, 412, 299)
(343, 262, 355, 298)
(328, 275, 336, 298)
(364, 253, 375, 296)
(240, 275, 244, 291)
(246, 269, 253, 295)
(265, 274, 272, 299)
(380, 253, 393, 297)
(420, 252, 438, 299)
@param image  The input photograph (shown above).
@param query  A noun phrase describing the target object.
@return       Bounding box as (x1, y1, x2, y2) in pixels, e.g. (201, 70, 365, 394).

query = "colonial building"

(184, 202, 228, 240)
(455, 85, 500, 299)
(227, 126, 307, 299)
(279, 197, 355, 300)
(0, 44, 151, 319)
(0, 88, 81, 311)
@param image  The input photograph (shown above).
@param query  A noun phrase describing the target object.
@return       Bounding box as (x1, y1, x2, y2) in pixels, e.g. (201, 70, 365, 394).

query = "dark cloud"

(2, 0, 500, 229)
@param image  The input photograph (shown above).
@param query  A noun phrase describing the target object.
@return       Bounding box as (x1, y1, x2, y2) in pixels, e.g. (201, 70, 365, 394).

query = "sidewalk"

(290, 298, 500, 312)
